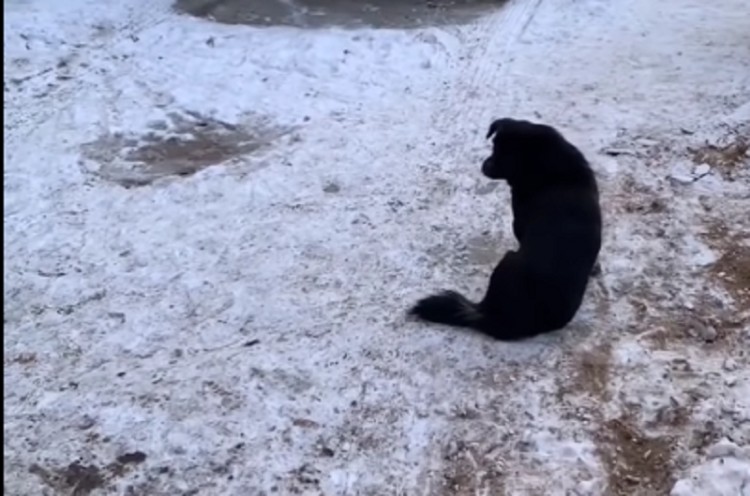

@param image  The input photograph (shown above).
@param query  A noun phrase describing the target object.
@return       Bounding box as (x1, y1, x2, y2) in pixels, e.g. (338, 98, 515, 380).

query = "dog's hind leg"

(476, 251, 540, 340)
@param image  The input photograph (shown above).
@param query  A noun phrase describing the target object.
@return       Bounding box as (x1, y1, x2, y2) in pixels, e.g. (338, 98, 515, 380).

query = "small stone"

(117, 451, 147, 464)
(602, 147, 634, 157)
(699, 325, 718, 342)
(77, 415, 96, 430)
(693, 163, 711, 177)
(153, 92, 174, 108)
(723, 358, 738, 371)
(669, 173, 694, 185)
(669, 162, 695, 184)
(690, 319, 717, 342)
(323, 183, 340, 194)
(107, 312, 126, 323)
(724, 376, 737, 387)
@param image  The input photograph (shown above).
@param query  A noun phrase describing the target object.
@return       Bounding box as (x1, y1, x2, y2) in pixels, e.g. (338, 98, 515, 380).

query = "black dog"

(410, 118, 602, 340)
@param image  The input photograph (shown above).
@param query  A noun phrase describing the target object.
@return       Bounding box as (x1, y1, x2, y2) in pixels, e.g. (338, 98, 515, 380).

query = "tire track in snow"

(433, 0, 545, 162)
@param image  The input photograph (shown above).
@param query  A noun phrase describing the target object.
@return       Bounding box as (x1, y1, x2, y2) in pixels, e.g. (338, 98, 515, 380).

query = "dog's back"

(506, 126, 601, 330)
(518, 183, 601, 329)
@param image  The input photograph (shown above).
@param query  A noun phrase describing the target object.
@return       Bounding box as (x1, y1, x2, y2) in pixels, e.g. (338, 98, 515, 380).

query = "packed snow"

(4, 0, 749, 494)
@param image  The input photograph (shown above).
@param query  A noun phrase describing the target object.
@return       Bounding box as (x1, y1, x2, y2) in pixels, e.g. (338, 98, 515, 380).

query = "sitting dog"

(410, 118, 602, 340)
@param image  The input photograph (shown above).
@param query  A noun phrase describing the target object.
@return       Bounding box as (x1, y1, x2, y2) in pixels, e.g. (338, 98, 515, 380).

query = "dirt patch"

(690, 133, 749, 180)
(557, 343, 614, 405)
(7, 352, 37, 365)
(709, 245, 750, 310)
(29, 462, 105, 496)
(174, 0, 505, 29)
(81, 111, 288, 188)
(284, 464, 323, 494)
(573, 344, 613, 401)
(557, 343, 678, 494)
(702, 221, 750, 312)
(596, 416, 675, 496)
(438, 441, 505, 496)
(639, 308, 743, 350)
(29, 452, 147, 495)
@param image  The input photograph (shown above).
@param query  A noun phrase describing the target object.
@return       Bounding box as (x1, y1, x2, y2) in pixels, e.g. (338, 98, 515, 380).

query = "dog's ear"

(486, 119, 504, 139)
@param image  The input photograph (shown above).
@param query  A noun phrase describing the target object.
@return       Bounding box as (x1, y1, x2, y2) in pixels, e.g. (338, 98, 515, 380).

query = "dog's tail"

(409, 290, 488, 330)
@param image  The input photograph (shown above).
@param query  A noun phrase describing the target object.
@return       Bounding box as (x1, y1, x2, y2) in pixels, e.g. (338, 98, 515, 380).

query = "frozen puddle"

(81, 111, 290, 188)
(174, 0, 506, 29)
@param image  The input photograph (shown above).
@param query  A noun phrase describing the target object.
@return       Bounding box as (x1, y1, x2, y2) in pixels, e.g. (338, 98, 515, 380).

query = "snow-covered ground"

(4, 0, 749, 494)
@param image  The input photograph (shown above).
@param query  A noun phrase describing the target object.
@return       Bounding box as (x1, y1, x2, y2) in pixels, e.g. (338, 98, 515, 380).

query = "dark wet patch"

(292, 418, 321, 428)
(323, 182, 341, 193)
(81, 111, 289, 188)
(174, 0, 505, 29)
(29, 462, 105, 496)
(29, 452, 147, 496)
(116, 451, 148, 465)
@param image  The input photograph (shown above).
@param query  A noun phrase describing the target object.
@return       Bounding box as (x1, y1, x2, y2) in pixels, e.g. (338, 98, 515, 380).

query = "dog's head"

(481, 118, 562, 182)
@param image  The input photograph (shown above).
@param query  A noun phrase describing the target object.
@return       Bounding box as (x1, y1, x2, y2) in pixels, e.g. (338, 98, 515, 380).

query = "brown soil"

(703, 221, 750, 312)
(596, 416, 675, 496)
(438, 441, 506, 496)
(691, 134, 749, 180)
(573, 344, 613, 401)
